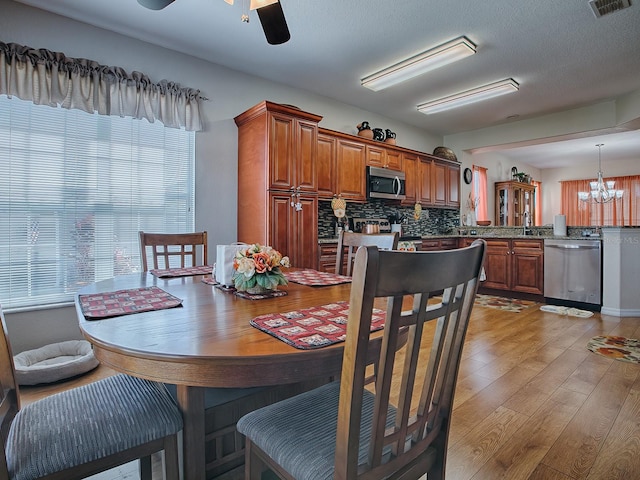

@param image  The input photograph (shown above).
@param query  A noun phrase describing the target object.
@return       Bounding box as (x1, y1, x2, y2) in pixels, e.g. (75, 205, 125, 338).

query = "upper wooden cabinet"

(235, 101, 322, 194)
(316, 127, 459, 208)
(495, 181, 535, 226)
(401, 153, 419, 205)
(413, 156, 459, 209)
(365, 144, 403, 170)
(337, 139, 366, 201)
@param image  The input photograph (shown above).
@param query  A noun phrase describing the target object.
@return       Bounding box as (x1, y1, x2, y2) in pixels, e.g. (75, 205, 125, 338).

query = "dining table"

(74, 269, 389, 480)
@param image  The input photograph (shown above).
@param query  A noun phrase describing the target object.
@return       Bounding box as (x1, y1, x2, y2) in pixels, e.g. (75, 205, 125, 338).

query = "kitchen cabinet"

(317, 242, 348, 273)
(461, 237, 544, 294)
(416, 157, 459, 209)
(366, 144, 403, 170)
(495, 181, 535, 227)
(235, 101, 322, 269)
(317, 132, 337, 198)
(337, 138, 367, 201)
(401, 153, 419, 205)
(271, 194, 319, 269)
(317, 129, 366, 201)
(421, 237, 458, 251)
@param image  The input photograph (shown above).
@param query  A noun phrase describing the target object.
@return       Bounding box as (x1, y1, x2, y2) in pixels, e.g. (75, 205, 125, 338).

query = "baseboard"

(600, 306, 640, 317)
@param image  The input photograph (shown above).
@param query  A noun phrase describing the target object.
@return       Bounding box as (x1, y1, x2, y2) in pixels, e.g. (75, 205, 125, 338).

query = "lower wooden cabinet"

(461, 237, 544, 295)
(421, 238, 458, 251)
(271, 194, 318, 269)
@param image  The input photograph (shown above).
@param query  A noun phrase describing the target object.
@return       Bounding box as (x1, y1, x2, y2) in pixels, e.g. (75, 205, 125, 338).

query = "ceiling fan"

(137, 0, 290, 45)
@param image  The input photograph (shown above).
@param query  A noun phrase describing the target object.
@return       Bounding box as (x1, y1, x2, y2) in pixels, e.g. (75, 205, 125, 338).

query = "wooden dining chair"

(0, 306, 183, 480)
(238, 239, 486, 480)
(139, 230, 208, 271)
(335, 230, 399, 276)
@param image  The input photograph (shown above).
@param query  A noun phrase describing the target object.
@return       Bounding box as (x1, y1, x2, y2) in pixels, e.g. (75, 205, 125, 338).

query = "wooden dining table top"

(75, 271, 368, 388)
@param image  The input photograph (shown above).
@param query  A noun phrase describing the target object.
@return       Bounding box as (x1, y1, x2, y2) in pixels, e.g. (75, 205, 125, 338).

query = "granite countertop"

(318, 226, 623, 243)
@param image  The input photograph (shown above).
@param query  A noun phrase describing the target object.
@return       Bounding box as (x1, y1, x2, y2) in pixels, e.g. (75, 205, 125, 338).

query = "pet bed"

(13, 340, 99, 385)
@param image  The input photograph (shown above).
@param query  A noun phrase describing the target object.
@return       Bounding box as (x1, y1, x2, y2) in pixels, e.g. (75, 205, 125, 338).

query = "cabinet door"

(418, 157, 433, 205)
(483, 239, 511, 290)
(337, 140, 366, 201)
(385, 149, 403, 170)
(447, 164, 460, 207)
(269, 113, 295, 190)
(511, 240, 543, 294)
(365, 145, 385, 167)
(295, 195, 319, 269)
(402, 153, 418, 205)
(433, 161, 447, 206)
(495, 186, 508, 226)
(269, 194, 318, 269)
(296, 119, 317, 192)
(317, 133, 336, 198)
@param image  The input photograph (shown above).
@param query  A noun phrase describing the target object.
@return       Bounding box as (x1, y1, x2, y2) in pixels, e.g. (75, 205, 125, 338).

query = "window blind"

(0, 96, 195, 310)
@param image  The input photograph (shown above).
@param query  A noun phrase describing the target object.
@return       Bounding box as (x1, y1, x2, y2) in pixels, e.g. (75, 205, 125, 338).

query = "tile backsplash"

(318, 200, 460, 238)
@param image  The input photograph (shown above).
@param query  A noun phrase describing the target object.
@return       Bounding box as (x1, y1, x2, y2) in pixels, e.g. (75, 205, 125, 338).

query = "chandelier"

(578, 144, 623, 204)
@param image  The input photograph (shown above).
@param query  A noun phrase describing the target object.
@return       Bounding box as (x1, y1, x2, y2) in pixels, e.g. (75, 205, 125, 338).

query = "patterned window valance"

(0, 41, 204, 131)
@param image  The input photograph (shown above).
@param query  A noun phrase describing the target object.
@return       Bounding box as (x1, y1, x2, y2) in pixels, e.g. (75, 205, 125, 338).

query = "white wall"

(446, 100, 640, 226)
(1, 0, 442, 352)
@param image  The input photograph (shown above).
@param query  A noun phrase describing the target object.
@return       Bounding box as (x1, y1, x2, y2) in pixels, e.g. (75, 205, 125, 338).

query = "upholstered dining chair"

(0, 306, 183, 480)
(139, 230, 208, 271)
(238, 239, 486, 480)
(335, 230, 399, 276)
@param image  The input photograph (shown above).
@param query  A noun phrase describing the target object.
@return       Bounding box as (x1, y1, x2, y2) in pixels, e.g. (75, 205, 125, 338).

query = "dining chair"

(139, 230, 208, 271)
(237, 239, 486, 480)
(0, 306, 183, 480)
(335, 230, 399, 276)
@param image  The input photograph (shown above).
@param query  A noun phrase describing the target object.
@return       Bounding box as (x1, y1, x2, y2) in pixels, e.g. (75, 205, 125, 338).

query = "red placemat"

(250, 301, 385, 349)
(78, 286, 183, 320)
(284, 269, 352, 286)
(150, 265, 213, 277)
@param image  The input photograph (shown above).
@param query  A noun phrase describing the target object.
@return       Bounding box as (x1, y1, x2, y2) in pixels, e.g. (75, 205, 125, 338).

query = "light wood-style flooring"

(19, 301, 640, 480)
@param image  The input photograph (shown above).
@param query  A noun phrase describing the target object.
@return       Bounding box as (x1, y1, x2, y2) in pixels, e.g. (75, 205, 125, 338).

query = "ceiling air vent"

(589, 0, 632, 17)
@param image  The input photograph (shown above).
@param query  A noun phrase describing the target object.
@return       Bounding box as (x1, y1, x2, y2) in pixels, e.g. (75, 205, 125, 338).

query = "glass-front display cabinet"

(495, 181, 535, 227)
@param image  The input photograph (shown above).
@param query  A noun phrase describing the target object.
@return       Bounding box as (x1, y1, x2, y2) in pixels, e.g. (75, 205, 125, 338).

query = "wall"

(446, 99, 640, 226)
(1, 0, 443, 352)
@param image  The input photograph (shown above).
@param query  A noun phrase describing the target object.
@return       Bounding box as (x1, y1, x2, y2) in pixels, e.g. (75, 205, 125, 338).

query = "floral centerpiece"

(232, 243, 290, 293)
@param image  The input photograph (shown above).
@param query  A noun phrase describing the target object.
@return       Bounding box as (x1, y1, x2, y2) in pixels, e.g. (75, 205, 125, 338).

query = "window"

(472, 165, 488, 221)
(561, 175, 640, 227)
(0, 96, 195, 310)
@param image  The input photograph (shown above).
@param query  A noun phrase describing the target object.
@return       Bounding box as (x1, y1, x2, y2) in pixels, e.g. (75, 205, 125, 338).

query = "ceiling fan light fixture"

(361, 36, 476, 92)
(250, 0, 279, 10)
(417, 78, 519, 114)
(137, 0, 175, 10)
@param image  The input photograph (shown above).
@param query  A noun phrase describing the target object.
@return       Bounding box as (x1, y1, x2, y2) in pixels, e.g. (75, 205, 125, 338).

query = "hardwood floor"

(19, 301, 640, 480)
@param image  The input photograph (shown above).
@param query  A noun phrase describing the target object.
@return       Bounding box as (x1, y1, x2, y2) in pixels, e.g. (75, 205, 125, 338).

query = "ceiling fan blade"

(256, 1, 290, 45)
(137, 0, 175, 10)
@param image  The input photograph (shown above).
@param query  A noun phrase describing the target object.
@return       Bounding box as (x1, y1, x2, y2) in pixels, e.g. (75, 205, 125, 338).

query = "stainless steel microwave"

(366, 166, 406, 200)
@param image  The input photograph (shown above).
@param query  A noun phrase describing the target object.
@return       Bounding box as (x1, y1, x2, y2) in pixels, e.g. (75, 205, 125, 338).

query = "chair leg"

(139, 455, 152, 480)
(164, 434, 180, 480)
(245, 439, 268, 480)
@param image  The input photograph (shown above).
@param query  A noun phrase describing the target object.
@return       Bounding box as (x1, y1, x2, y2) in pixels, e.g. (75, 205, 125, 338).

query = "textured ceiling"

(11, 0, 640, 168)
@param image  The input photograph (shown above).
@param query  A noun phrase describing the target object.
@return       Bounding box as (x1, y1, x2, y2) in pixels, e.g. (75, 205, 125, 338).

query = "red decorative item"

(78, 286, 182, 320)
(250, 301, 386, 349)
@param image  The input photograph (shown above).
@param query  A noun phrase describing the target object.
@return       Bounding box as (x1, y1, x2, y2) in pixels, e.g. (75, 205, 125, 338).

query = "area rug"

(587, 336, 640, 364)
(540, 305, 594, 318)
(474, 294, 537, 313)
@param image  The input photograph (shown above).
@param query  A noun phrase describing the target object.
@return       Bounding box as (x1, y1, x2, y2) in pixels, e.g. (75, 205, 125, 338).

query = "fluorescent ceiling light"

(224, 0, 278, 8)
(361, 36, 476, 91)
(417, 78, 519, 114)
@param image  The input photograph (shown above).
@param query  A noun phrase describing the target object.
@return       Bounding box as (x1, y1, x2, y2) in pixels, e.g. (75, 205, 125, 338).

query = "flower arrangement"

(232, 244, 290, 292)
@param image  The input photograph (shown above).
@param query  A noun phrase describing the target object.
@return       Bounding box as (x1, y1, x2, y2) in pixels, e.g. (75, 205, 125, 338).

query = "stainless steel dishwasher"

(544, 238, 602, 307)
